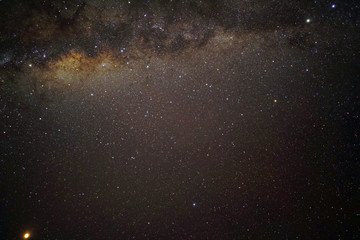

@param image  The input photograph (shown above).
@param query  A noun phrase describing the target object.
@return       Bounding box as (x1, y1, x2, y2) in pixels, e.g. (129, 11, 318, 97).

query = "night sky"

(1, 0, 360, 239)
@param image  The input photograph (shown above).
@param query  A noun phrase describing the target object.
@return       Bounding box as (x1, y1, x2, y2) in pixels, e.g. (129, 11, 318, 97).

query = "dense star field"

(1, 0, 359, 239)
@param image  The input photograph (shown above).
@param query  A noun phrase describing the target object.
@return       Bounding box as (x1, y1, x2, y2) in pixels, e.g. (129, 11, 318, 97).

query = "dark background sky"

(1, 0, 359, 239)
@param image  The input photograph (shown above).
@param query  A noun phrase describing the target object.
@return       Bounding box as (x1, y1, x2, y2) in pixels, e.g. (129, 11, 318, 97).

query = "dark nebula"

(1, 0, 360, 239)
